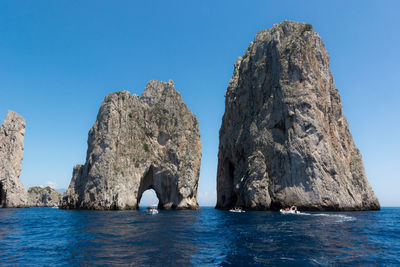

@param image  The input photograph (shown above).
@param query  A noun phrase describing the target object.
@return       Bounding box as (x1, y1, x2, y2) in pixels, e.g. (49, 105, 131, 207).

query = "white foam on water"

(297, 212, 311, 216)
(280, 212, 355, 223)
(310, 213, 355, 222)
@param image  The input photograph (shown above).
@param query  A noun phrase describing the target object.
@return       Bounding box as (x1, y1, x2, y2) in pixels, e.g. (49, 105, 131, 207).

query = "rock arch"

(61, 80, 201, 210)
(135, 165, 180, 210)
(138, 188, 159, 208)
(136, 166, 163, 208)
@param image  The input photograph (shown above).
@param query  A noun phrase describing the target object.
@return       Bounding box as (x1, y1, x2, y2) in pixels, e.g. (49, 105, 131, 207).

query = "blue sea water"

(0, 207, 399, 266)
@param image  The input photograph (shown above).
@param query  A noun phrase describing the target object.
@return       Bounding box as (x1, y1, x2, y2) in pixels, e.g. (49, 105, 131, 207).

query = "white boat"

(280, 206, 300, 214)
(148, 208, 158, 215)
(147, 204, 158, 215)
(229, 206, 245, 213)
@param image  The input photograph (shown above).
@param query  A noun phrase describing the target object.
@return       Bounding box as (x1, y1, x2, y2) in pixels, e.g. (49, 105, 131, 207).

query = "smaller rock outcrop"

(0, 111, 29, 208)
(28, 186, 62, 207)
(61, 80, 201, 210)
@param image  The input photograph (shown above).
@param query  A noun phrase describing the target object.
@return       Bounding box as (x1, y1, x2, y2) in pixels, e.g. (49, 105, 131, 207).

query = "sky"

(0, 1, 399, 207)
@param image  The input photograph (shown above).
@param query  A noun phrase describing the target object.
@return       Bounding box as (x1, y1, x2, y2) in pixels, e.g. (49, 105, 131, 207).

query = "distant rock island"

(0, 111, 29, 208)
(216, 21, 380, 211)
(28, 186, 61, 207)
(61, 80, 201, 210)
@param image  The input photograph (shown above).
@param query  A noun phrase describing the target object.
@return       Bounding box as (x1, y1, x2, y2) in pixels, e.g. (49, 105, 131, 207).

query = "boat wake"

(298, 212, 355, 222)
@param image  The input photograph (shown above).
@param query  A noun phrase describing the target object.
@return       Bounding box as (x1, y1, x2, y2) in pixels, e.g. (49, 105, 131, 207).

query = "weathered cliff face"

(28, 186, 61, 207)
(217, 21, 380, 211)
(0, 111, 28, 208)
(61, 80, 201, 210)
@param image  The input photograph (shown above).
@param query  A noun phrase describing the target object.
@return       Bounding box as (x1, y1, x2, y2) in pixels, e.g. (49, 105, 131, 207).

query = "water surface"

(0, 207, 399, 265)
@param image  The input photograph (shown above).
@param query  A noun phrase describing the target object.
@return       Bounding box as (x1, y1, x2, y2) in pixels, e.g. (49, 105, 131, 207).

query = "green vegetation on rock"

(143, 143, 149, 152)
(301, 23, 313, 34)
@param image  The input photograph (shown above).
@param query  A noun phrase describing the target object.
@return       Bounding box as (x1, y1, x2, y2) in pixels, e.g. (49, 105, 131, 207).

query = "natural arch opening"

(137, 166, 162, 209)
(138, 189, 159, 209)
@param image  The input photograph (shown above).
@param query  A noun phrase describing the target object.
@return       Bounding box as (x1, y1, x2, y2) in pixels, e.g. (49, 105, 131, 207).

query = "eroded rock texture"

(61, 80, 201, 210)
(0, 111, 28, 208)
(28, 186, 61, 207)
(216, 21, 379, 211)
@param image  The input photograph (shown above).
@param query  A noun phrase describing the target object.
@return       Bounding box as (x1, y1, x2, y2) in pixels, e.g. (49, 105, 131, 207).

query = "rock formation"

(216, 21, 379, 211)
(28, 186, 61, 207)
(61, 80, 201, 210)
(0, 111, 29, 208)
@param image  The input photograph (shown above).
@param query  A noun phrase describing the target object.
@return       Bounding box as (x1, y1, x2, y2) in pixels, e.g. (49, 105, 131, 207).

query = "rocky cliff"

(216, 21, 379, 211)
(0, 111, 29, 208)
(28, 186, 61, 207)
(61, 80, 201, 210)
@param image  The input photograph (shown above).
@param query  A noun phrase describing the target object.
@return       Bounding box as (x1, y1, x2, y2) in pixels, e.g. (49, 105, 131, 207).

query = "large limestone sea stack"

(216, 21, 379, 211)
(61, 80, 201, 210)
(0, 111, 29, 208)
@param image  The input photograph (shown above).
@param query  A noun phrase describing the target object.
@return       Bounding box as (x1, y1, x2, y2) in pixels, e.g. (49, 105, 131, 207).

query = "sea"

(0, 207, 399, 266)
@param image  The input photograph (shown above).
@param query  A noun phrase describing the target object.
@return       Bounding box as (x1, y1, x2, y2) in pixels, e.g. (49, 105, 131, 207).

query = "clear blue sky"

(1, 1, 399, 207)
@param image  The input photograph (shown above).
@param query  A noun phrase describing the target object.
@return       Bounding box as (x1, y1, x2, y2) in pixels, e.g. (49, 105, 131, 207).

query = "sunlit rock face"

(216, 21, 380, 211)
(61, 80, 201, 210)
(0, 111, 29, 208)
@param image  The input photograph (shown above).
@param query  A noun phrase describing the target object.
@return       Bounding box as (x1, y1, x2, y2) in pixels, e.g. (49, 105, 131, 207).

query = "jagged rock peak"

(61, 80, 201, 210)
(28, 186, 61, 207)
(141, 80, 177, 105)
(0, 111, 29, 208)
(216, 21, 380, 211)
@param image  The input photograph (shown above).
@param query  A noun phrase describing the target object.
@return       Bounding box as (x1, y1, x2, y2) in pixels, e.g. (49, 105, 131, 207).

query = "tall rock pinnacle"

(0, 111, 28, 208)
(216, 21, 379, 211)
(61, 80, 201, 210)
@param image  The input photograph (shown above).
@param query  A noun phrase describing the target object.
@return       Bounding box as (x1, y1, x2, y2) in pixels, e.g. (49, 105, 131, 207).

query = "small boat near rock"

(280, 206, 300, 214)
(229, 206, 245, 213)
(147, 204, 159, 215)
